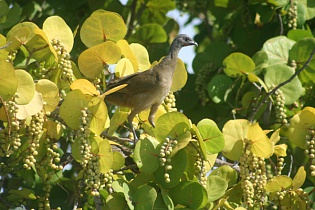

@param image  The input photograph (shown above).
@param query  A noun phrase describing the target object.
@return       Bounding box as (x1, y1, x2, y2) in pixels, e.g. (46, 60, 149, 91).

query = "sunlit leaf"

(15, 69, 35, 105)
(115, 58, 134, 77)
(107, 109, 129, 135)
(35, 79, 59, 113)
(274, 144, 287, 157)
(117, 39, 138, 72)
(0, 34, 9, 59)
(210, 165, 238, 187)
(87, 96, 108, 135)
(0, 60, 17, 101)
(70, 79, 99, 96)
(44, 120, 63, 140)
(292, 166, 306, 190)
(43, 16, 74, 52)
(264, 175, 292, 192)
(112, 151, 125, 171)
(270, 128, 280, 144)
(80, 9, 127, 47)
(222, 119, 250, 160)
(169, 131, 191, 158)
(16, 91, 43, 120)
(207, 175, 228, 202)
(6, 25, 33, 50)
(130, 43, 151, 71)
(98, 137, 113, 174)
(248, 123, 273, 158)
(78, 41, 122, 78)
(223, 52, 255, 77)
(171, 58, 187, 92)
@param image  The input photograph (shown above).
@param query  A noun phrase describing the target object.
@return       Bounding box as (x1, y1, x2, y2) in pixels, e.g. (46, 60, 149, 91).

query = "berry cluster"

(51, 38, 75, 83)
(159, 137, 177, 183)
(0, 100, 20, 157)
(276, 157, 285, 175)
(77, 107, 92, 168)
(194, 153, 207, 187)
(269, 188, 310, 209)
(239, 139, 267, 208)
(84, 155, 102, 196)
(164, 91, 177, 112)
(6, 50, 17, 64)
(303, 82, 315, 102)
(195, 63, 215, 106)
(286, 1, 298, 29)
(271, 87, 287, 125)
(23, 111, 45, 170)
(305, 128, 315, 176)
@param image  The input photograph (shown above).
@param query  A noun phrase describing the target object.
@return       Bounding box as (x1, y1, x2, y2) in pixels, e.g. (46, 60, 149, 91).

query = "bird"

(105, 34, 197, 140)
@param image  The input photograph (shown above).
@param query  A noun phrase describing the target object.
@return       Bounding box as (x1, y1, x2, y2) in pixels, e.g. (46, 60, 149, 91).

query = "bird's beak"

(189, 40, 198, 46)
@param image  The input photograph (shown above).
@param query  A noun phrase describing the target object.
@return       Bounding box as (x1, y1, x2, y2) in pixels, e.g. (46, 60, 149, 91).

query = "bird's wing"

(106, 70, 158, 95)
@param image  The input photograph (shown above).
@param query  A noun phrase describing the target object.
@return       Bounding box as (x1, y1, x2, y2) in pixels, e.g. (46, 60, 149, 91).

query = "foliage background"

(1, 0, 315, 209)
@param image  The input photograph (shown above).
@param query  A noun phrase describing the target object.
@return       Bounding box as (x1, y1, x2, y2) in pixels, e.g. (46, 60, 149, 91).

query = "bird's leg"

(148, 103, 160, 128)
(127, 110, 139, 141)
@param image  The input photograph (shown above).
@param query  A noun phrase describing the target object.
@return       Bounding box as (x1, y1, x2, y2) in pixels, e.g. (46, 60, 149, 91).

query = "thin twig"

(215, 158, 240, 173)
(0, 42, 11, 49)
(101, 132, 134, 143)
(94, 196, 102, 210)
(249, 47, 315, 123)
(277, 9, 284, 36)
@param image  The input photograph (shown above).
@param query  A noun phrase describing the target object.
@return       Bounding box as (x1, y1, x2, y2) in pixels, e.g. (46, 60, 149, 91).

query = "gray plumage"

(105, 34, 197, 139)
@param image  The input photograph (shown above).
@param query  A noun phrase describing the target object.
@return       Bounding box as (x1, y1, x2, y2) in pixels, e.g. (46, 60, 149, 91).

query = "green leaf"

(262, 36, 295, 66)
(78, 41, 122, 78)
(0, 3, 22, 29)
(105, 193, 128, 210)
(0, 34, 9, 59)
(252, 50, 269, 75)
(15, 69, 35, 105)
(98, 137, 113, 174)
(88, 96, 108, 135)
(0, 60, 17, 101)
(154, 149, 187, 189)
(80, 9, 127, 47)
(286, 107, 315, 149)
(154, 111, 191, 142)
(289, 37, 315, 83)
(112, 151, 125, 171)
(133, 137, 160, 173)
(288, 29, 314, 42)
(140, 0, 175, 25)
(107, 109, 129, 135)
(197, 119, 224, 155)
(43, 16, 74, 52)
(264, 175, 292, 192)
(59, 89, 91, 130)
(264, 64, 303, 105)
(35, 79, 59, 113)
(223, 52, 255, 77)
(169, 181, 207, 209)
(133, 185, 157, 210)
(8, 188, 36, 200)
(169, 131, 191, 158)
(210, 165, 238, 187)
(207, 74, 233, 103)
(207, 175, 228, 202)
(129, 23, 167, 44)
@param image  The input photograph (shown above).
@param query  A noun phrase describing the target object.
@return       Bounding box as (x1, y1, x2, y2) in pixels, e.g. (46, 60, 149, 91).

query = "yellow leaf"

(248, 123, 273, 158)
(43, 16, 74, 52)
(130, 43, 151, 71)
(117, 39, 138, 72)
(264, 175, 292, 192)
(0, 60, 17, 101)
(115, 58, 134, 77)
(274, 144, 287, 157)
(35, 79, 60, 113)
(16, 91, 43, 120)
(270, 128, 281, 144)
(292, 166, 306, 190)
(104, 84, 128, 96)
(171, 58, 188, 92)
(98, 137, 113, 174)
(70, 79, 99, 96)
(15, 69, 35, 105)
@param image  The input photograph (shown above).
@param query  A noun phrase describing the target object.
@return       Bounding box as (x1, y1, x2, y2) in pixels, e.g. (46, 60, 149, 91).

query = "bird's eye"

(185, 37, 190, 42)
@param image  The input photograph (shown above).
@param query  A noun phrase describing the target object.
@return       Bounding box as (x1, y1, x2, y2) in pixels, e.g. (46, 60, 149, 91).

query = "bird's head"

(173, 34, 198, 48)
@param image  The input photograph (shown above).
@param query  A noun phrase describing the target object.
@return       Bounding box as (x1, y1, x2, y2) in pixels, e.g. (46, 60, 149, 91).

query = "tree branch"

(249, 47, 315, 123)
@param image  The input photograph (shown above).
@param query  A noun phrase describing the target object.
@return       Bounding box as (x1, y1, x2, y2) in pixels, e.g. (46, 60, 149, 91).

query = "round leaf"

(207, 74, 233, 104)
(0, 60, 17, 101)
(154, 111, 191, 142)
(210, 165, 238, 187)
(264, 64, 303, 105)
(169, 181, 207, 209)
(133, 185, 157, 210)
(207, 175, 228, 202)
(78, 41, 122, 78)
(117, 39, 138, 72)
(292, 166, 306, 190)
(264, 175, 292, 192)
(15, 70, 35, 105)
(222, 119, 250, 161)
(16, 91, 43, 120)
(70, 79, 99, 96)
(112, 151, 125, 171)
(247, 123, 273, 158)
(87, 96, 108, 135)
(80, 10, 127, 47)
(130, 43, 151, 71)
(287, 107, 315, 149)
(262, 36, 295, 66)
(129, 23, 167, 44)
(0, 34, 9, 59)
(98, 137, 113, 174)
(223, 52, 255, 77)
(43, 16, 73, 52)
(115, 58, 134, 77)
(134, 137, 160, 173)
(59, 89, 91, 130)
(197, 119, 224, 155)
(289, 37, 315, 83)
(170, 58, 187, 92)
(35, 79, 59, 113)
